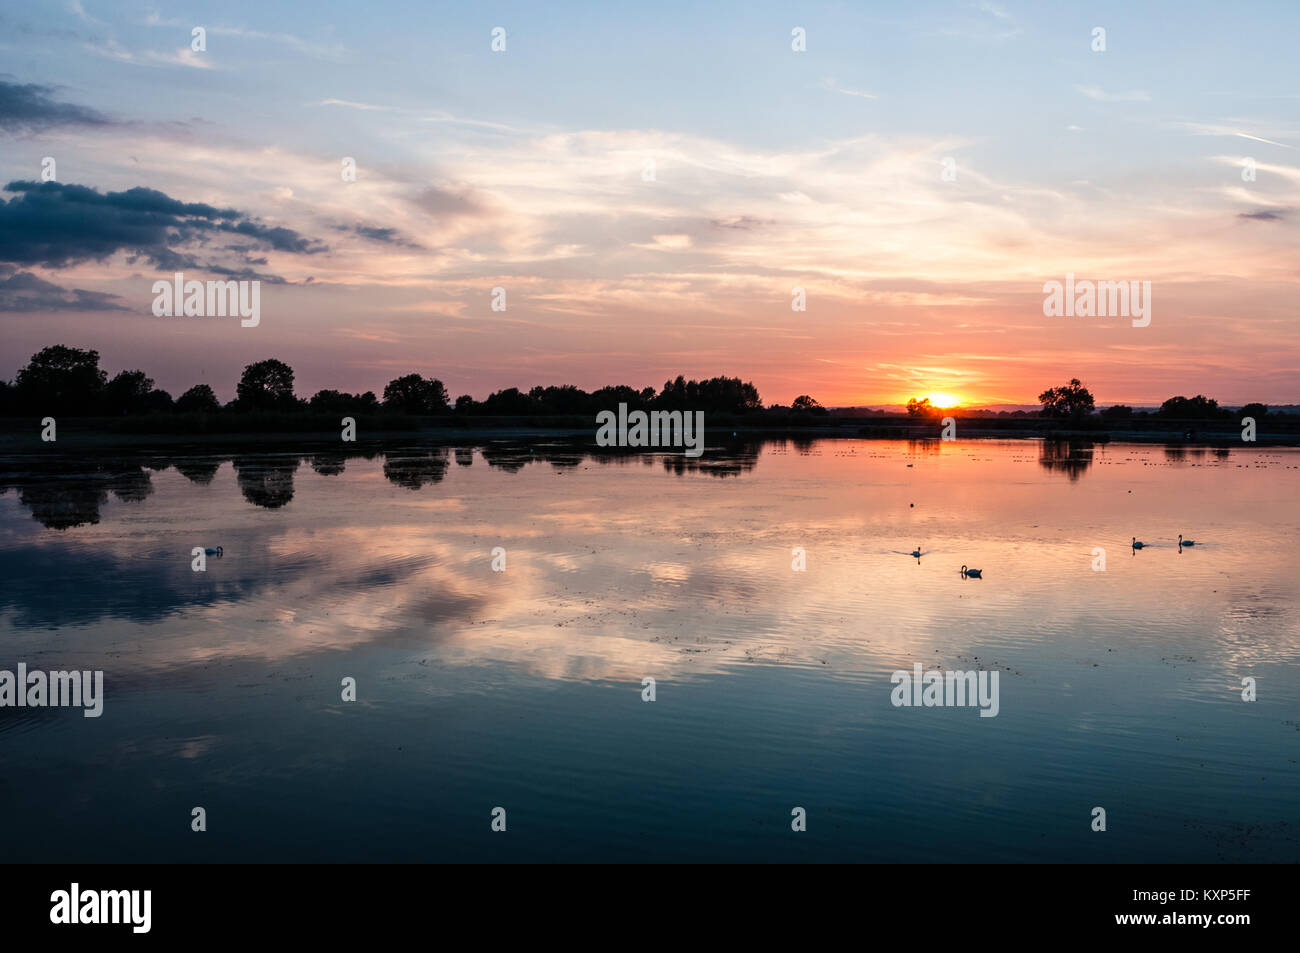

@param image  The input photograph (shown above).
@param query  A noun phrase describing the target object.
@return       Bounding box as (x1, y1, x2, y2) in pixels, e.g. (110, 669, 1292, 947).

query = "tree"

(1239, 402, 1267, 420)
(453, 394, 476, 415)
(176, 384, 221, 413)
(653, 375, 761, 413)
(309, 389, 380, 414)
(1099, 404, 1133, 420)
(143, 388, 173, 413)
(104, 370, 156, 415)
(1158, 395, 1220, 419)
(480, 386, 532, 415)
(791, 395, 828, 415)
(236, 359, 297, 411)
(906, 397, 934, 418)
(15, 345, 107, 414)
(382, 374, 449, 414)
(1038, 378, 1095, 420)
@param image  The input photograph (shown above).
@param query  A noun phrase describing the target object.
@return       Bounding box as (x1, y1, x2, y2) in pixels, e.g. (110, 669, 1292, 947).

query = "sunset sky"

(1, 0, 1297, 407)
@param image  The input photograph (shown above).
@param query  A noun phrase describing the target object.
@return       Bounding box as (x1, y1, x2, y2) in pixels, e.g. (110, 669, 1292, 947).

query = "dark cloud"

(0, 180, 327, 270)
(0, 79, 113, 134)
(0, 270, 129, 312)
(1238, 208, 1287, 222)
(710, 216, 773, 230)
(411, 184, 488, 219)
(333, 223, 423, 248)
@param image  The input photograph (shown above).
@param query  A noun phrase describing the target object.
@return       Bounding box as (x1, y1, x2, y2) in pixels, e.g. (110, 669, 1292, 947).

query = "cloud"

(1075, 85, 1151, 103)
(0, 180, 327, 270)
(820, 78, 879, 100)
(1238, 208, 1287, 221)
(0, 270, 129, 312)
(1172, 121, 1296, 149)
(410, 184, 491, 220)
(0, 78, 113, 133)
(316, 98, 397, 112)
(334, 223, 423, 248)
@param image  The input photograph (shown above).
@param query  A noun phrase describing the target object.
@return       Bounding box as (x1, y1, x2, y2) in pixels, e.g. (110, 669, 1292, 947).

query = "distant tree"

(906, 397, 934, 418)
(529, 384, 591, 415)
(1100, 404, 1133, 419)
(1158, 394, 1220, 419)
(236, 359, 298, 411)
(1038, 379, 1095, 420)
(104, 370, 156, 415)
(481, 387, 533, 416)
(791, 395, 828, 415)
(591, 384, 650, 411)
(654, 375, 760, 413)
(176, 384, 221, 414)
(15, 345, 107, 415)
(383, 374, 449, 414)
(453, 394, 476, 415)
(309, 389, 380, 414)
(143, 389, 173, 413)
(1240, 402, 1268, 420)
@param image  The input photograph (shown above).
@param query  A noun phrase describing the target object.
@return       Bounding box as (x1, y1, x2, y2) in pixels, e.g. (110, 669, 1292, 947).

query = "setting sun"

(924, 393, 963, 408)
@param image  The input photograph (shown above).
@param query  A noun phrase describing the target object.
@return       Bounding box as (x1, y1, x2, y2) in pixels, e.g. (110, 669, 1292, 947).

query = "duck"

(1178, 534, 1195, 546)
(1131, 537, 1145, 549)
(961, 565, 982, 578)
(204, 546, 223, 556)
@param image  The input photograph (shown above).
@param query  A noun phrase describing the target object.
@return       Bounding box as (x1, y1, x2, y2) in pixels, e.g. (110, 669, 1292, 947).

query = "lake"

(1, 437, 1296, 862)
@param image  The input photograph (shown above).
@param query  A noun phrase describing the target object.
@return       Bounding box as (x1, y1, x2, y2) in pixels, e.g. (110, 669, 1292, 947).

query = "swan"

(909, 546, 922, 558)
(1178, 534, 1195, 546)
(204, 546, 223, 556)
(1131, 537, 1145, 549)
(961, 565, 982, 578)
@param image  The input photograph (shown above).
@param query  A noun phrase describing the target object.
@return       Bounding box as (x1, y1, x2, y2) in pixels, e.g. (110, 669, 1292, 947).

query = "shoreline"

(1, 418, 1297, 451)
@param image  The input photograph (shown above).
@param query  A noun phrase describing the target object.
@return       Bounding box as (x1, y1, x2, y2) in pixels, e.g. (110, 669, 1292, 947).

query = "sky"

(0, 0, 1297, 407)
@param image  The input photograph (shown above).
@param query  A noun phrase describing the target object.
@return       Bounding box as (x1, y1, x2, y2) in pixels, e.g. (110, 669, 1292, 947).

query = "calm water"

(1, 438, 1297, 862)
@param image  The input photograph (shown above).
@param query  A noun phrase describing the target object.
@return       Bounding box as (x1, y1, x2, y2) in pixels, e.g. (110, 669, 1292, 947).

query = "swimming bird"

(204, 546, 223, 556)
(1178, 534, 1195, 546)
(910, 545, 922, 558)
(1131, 537, 1145, 549)
(961, 565, 982, 578)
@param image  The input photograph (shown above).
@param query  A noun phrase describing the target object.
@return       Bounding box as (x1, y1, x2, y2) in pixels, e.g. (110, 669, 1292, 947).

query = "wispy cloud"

(1075, 85, 1151, 103)
(819, 78, 879, 100)
(1172, 120, 1295, 149)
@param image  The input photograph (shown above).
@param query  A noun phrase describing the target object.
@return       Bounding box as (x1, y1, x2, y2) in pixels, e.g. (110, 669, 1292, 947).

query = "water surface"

(1, 438, 1296, 862)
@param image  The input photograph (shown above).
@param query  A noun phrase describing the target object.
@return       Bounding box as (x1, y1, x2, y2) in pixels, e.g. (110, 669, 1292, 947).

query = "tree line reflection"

(0, 441, 763, 529)
(1, 438, 1237, 529)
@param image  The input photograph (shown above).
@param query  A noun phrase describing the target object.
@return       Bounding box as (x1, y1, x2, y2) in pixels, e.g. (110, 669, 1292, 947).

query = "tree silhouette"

(382, 374, 449, 414)
(176, 384, 221, 413)
(1037, 379, 1095, 420)
(236, 359, 297, 411)
(15, 345, 106, 414)
(791, 395, 828, 415)
(1159, 395, 1221, 419)
(104, 370, 157, 415)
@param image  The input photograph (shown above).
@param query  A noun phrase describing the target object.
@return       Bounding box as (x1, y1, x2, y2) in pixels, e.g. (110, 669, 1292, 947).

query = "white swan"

(961, 565, 982, 578)
(1178, 534, 1195, 546)
(204, 546, 223, 556)
(1131, 537, 1145, 549)
(909, 545, 922, 558)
